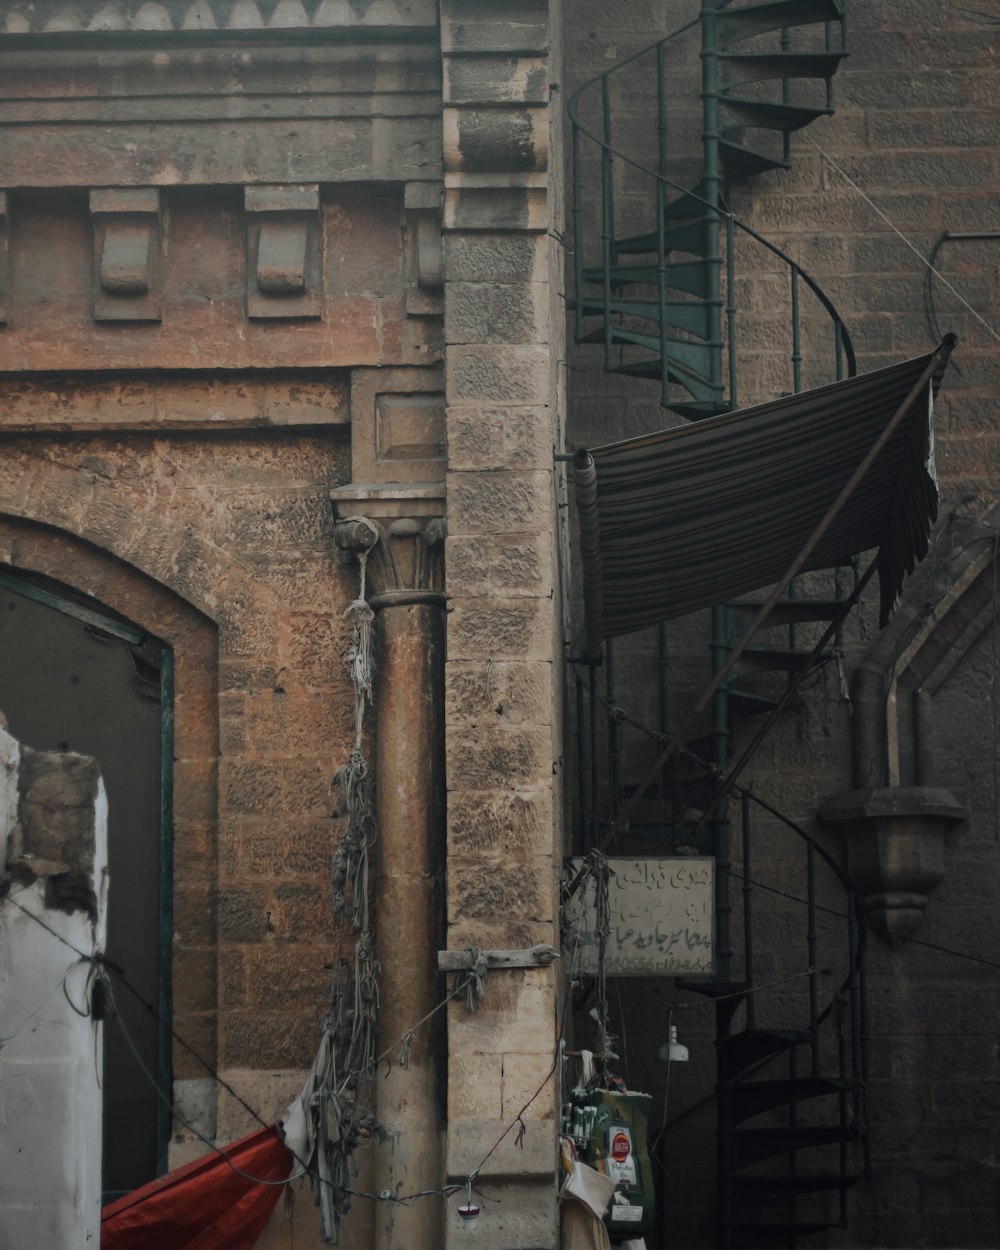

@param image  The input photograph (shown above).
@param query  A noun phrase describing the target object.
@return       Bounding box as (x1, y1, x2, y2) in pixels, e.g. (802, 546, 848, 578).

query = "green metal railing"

(568, 8, 855, 416)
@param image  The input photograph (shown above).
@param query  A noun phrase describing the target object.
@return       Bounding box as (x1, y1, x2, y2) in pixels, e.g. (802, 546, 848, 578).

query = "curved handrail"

(567, 17, 857, 396)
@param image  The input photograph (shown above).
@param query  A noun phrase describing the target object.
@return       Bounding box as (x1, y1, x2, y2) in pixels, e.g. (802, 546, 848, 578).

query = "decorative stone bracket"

(244, 184, 321, 320)
(821, 509, 999, 943)
(89, 188, 162, 322)
(404, 180, 443, 319)
(820, 786, 967, 945)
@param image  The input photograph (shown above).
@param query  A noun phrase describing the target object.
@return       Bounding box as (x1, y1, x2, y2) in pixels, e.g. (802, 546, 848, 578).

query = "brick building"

(0, 1, 996, 1249)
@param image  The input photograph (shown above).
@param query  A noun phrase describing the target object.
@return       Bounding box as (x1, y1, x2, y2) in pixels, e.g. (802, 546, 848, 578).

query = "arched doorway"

(0, 566, 171, 1199)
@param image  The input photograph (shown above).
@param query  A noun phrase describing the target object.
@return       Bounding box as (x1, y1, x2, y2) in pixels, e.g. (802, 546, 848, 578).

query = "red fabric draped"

(101, 1125, 293, 1250)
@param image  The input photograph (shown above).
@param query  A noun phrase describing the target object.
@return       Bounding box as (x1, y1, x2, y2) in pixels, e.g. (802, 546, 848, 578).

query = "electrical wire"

(805, 136, 1000, 344)
(104, 978, 310, 1189)
(3, 887, 570, 1212)
(0, 956, 90, 1045)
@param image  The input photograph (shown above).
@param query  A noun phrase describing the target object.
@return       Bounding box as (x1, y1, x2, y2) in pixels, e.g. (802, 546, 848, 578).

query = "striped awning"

(574, 343, 954, 658)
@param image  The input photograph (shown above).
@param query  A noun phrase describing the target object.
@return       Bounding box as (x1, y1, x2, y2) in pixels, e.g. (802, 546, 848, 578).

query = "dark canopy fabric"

(578, 350, 950, 649)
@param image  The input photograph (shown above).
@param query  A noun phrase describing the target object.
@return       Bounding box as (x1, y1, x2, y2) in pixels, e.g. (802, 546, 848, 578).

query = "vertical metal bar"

(716, 997, 733, 1250)
(572, 121, 585, 345)
(715, 767, 732, 983)
(657, 39, 669, 182)
(835, 320, 844, 381)
(726, 213, 737, 410)
(791, 263, 802, 394)
(807, 840, 819, 1077)
(657, 622, 670, 739)
(837, 1012, 848, 1227)
(589, 664, 598, 849)
(781, 25, 792, 166)
(575, 667, 588, 849)
(787, 1044, 799, 1245)
(656, 37, 670, 405)
(157, 646, 175, 1177)
(853, 892, 872, 1180)
(742, 789, 754, 1031)
(656, 149, 670, 408)
(711, 603, 731, 954)
(835, 562, 845, 650)
(606, 639, 620, 807)
(601, 75, 614, 371)
(789, 265, 803, 667)
(701, 0, 724, 403)
(788, 269, 802, 662)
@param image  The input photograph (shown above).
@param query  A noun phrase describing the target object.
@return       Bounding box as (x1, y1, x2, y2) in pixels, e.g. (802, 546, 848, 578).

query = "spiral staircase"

(568, 4, 869, 1248)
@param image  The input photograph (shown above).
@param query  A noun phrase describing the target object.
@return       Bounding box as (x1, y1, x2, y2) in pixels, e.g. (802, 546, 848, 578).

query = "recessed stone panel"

(375, 392, 446, 462)
(350, 365, 446, 483)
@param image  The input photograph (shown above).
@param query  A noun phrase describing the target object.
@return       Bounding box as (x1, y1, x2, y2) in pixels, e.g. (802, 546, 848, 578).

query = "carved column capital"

(330, 484, 446, 610)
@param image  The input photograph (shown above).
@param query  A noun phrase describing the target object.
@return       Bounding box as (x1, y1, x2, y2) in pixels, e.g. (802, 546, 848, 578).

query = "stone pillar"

(332, 486, 446, 1250)
(439, 2, 566, 1246)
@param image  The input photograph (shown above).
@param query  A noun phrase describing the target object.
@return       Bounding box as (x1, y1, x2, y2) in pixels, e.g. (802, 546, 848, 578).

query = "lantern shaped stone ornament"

(820, 786, 967, 944)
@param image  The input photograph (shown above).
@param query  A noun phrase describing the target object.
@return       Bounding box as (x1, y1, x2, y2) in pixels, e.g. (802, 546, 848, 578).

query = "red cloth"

(101, 1125, 294, 1250)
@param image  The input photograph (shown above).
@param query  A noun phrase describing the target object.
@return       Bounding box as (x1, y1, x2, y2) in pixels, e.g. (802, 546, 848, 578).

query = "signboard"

(565, 857, 714, 977)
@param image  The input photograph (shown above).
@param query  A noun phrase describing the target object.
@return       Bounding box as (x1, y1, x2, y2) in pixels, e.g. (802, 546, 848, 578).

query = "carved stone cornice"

(0, 0, 437, 38)
(330, 483, 445, 609)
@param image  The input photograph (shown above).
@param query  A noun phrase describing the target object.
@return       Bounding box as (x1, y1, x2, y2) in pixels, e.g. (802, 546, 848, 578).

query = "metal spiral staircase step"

(718, 1028, 811, 1079)
(727, 1172, 862, 1206)
(726, 1123, 862, 1171)
(718, 0, 844, 46)
(729, 598, 846, 626)
(727, 690, 782, 718)
(723, 97, 833, 133)
(577, 325, 715, 376)
(723, 1219, 844, 1246)
(668, 398, 733, 420)
(583, 261, 711, 298)
(577, 296, 712, 339)
(615, 215, 718, 257)
(607, 357, 724, 405)
(734, 647, 833, 674)
(719, 137, 791, 180)
(720, 50, 846, 84)
(729, 1076, 858, 1124)
(664, 182, 714, 220)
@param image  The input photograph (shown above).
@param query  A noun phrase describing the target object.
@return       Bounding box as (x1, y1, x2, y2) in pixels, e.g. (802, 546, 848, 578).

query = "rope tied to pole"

(316, 521, 382, 1242)
(463, 948, 490, 1012)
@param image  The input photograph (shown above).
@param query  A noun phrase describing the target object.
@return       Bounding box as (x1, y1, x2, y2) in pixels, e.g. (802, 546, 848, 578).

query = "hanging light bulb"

(657, 1023, 689, 1063)
(457, 1177, 480, 1229)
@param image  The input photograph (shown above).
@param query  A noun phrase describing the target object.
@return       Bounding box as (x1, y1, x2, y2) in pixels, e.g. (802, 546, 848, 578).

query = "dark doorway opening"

(0, 567, 171, 1200)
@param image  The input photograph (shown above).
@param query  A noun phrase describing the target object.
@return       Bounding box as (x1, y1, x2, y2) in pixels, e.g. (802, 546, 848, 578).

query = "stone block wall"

(0, 7, 446, 1245)
(441, 0, 566, 1245)
(563, 2, 1000, 1248)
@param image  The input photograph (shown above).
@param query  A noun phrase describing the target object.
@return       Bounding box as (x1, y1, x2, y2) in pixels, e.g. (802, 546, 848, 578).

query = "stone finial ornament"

(820, 786, 967, 944)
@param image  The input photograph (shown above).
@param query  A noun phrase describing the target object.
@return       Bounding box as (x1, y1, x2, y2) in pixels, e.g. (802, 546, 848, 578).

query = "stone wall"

(563, 3, 1000, 1248)
(440, 1, 567, 1245)
(0, 7, 446, 1245)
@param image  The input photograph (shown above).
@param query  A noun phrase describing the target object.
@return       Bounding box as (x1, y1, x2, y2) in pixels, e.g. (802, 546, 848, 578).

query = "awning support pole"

(599, 333, 957, 850)
(573, 448, 605, 663)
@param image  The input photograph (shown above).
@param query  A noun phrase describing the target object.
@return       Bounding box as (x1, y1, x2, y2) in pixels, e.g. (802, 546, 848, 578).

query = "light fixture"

(657, 1024, 688, 1063)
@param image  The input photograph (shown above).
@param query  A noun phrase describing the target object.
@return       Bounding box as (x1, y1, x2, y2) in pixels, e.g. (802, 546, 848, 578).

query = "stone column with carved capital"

(331, 484, 446, 1250)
